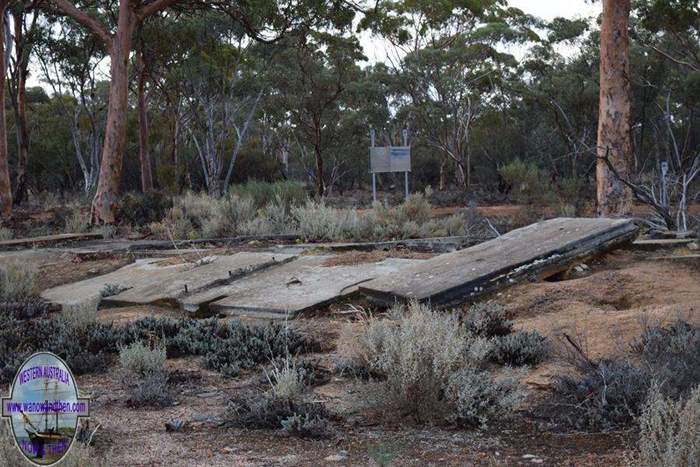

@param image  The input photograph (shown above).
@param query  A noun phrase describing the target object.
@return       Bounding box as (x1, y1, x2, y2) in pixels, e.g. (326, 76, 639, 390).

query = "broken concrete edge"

(211, 288, 366, 320)
(282, 235, 490, 254)
(0, 232, 104, 250)
(359, 220, 640, 308)
(101, 255, 298, 309)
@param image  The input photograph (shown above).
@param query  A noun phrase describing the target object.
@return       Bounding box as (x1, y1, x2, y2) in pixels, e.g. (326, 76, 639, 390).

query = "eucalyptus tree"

(264, 31, 365, 196)
(0, 0, 13, 218)
(597, 0, 633, 216)
(380, 1, 537, 190)
(36, 16, 108, 194)
(7, 2, 44, 204)
(179, 15, 264, 196)
(43, 0, 204, 223)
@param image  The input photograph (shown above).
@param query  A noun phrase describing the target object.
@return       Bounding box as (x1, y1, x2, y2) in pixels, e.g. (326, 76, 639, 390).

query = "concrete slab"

(41, 252, 295, 308)
(182, 256, 423, 318)
(0, 232, 103, 250)
(359, 217, 639, 306)
(272, 235, 485, 255)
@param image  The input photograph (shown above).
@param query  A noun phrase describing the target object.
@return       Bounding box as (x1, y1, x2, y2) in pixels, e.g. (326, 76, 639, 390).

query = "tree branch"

(52, 0, 112, 47)
(136, 0, 181, 21)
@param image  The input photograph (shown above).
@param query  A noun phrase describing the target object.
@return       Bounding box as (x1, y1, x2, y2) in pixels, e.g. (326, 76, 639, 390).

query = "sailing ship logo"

(2, 352, 90, 466)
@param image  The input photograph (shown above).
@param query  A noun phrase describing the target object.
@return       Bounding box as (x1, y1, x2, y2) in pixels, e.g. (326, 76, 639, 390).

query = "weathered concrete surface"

(273, 235, 487, 255)
(182, 256, 423, 318)
(41, 253, 295, 308)
(359, 217, 639, 306)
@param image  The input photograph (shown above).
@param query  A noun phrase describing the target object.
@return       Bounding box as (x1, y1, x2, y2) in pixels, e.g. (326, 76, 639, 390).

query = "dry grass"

(627, 384, 700, 467)
(0, 261, 37, 301)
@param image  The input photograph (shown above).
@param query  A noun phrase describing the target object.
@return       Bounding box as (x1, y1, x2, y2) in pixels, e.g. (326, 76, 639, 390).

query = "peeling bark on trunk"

(0, 2, 12, 219)
(90, 4, 134, 224)
(137, 50, 153, 193)
(596, 0, 633, 216)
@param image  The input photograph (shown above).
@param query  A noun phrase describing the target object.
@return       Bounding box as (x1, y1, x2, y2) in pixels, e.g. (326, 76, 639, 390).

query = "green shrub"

(630, 319, 700, 400)
(118, 191, 172, 227)
(489, 331, 549, 366)
(498, 159, 553, 204)
(627, 385, 700, 467)
(229, 180, 307, 210)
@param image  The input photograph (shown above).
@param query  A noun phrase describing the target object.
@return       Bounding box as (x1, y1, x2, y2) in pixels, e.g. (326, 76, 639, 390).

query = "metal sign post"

(403, 129, 409, 199)
(370, 129, 377, 202)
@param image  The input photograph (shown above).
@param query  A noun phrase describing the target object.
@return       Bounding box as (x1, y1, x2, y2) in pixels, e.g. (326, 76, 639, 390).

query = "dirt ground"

(3, 238, 699, 466)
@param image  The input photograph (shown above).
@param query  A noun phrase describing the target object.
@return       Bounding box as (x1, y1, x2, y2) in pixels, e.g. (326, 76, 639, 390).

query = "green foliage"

(229, 180, 307, 210)
(118, 192, 173, 226)
(0, 315, 317, 384)
(498, 159, 552, 204)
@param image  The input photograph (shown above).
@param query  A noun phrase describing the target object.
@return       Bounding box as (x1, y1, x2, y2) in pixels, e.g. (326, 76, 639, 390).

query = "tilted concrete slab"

(359, 217, 639, 306)
(41, 252, 295, 308)
(182, 256, 423, 318)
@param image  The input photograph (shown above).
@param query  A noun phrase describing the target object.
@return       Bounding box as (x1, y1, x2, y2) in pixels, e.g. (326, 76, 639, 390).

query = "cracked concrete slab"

(182, 256, 423, 318)
(41, 252, 295, 308)
(359, 217, 639, 306)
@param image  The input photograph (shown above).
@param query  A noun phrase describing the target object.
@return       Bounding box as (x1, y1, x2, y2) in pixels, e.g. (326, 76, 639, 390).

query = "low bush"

(550, 319, 700, 431)
(0, 261, 37, 302)
(62, 295, 101, 330)
(149, 187, 494, 242)
(229, 180, 307, 210)
(64, 210, 90, 233)
(118, 191, 172, 226)
(0, 316, 317, 385)
(630, 319, 700, 400)
(464, 303, 513, 338)
(119, 342, 167, 377)
(0, 227, 12, 241)
(446, 367, 526, 428)
(265, 358, 304, 401)
(627, 384, 700, 467)
(281, 413, 331, 439)
(489, 331, 549, 366)
(226, 392, 330, 432)
(119, 342, 171, 407)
